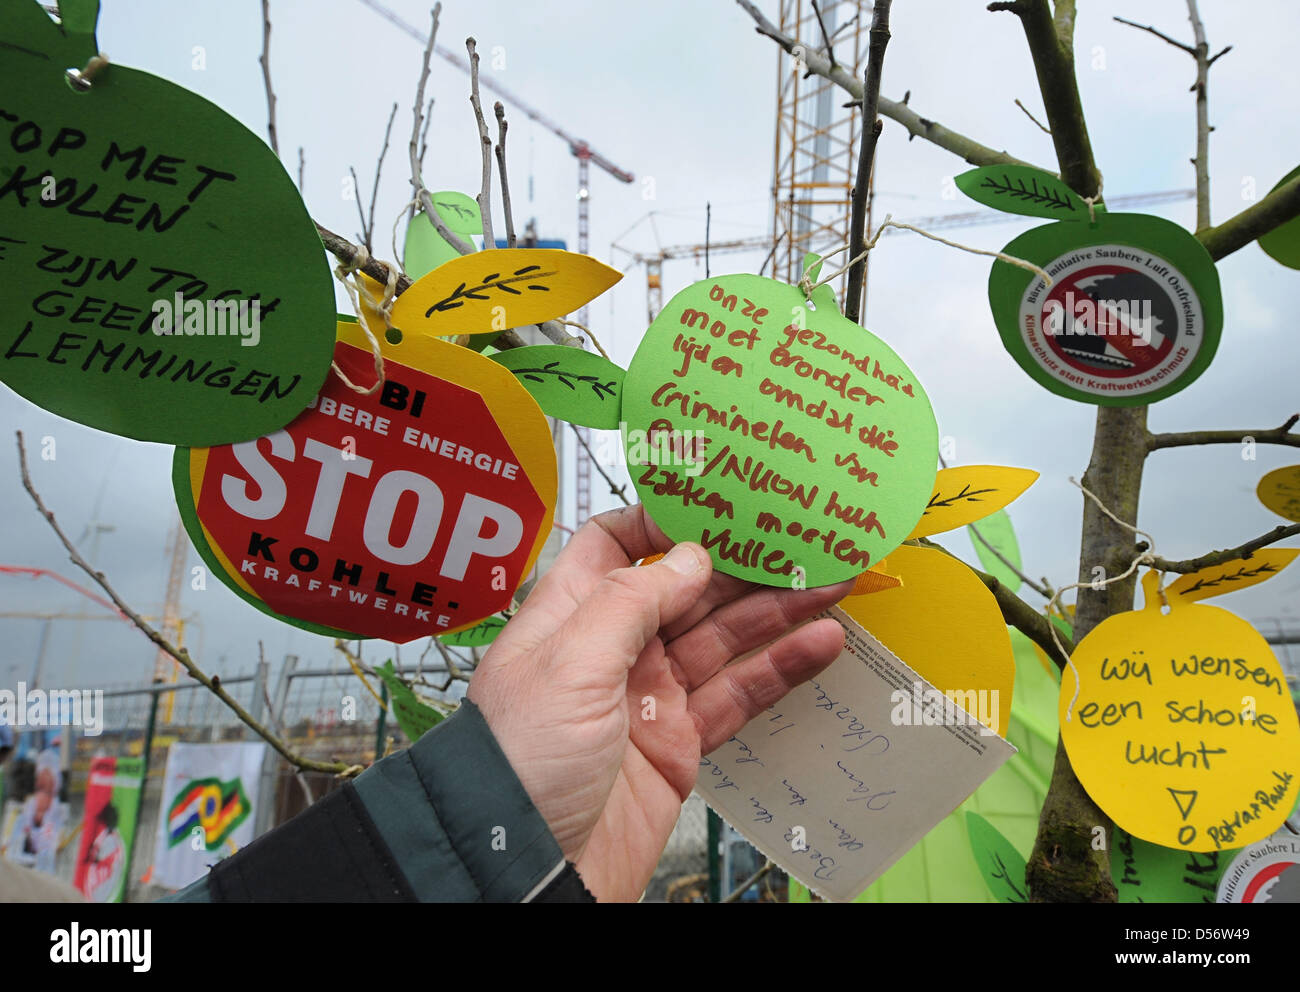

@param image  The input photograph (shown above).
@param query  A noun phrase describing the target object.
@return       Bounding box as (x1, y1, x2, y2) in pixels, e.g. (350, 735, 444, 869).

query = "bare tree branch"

(363, 101, 400, 253)
(1145, 523, 1300, 574)
(989, 0, 1100, 196)
(297, 146, 304, 188)
(15, 432, 359, 777)
(845, 0, 891, 324)
(494, 101, 517, 248)
(722, 860, 774, 902)
(917, 537, 1074, 670)
(1199, 171, 1300, 260)
(258, 0, 278, 156)
(407, 4, 475, 257)
(1113, 15, 1195, 54)
(1147, 414, 1300, 452)
(810, 0, 837, 70)
(967, 519, 1052, 599)
(466, 37, 495, 249)
(735, 0, 1039, 169)
(1014, 97, 1052, 134)
(572, 424, 630, 507)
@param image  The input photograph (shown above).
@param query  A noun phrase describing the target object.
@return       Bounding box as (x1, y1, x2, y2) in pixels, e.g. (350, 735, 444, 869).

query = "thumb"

(552, 542, 712, 672)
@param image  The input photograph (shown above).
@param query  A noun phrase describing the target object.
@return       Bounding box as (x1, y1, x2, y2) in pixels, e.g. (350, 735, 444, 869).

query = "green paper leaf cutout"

(956, 165, 1090, 220)
(374, 660, 445, 743)
(404, 192, 483, 280)
(966, 811, 1029, 903)
(57, 0, 100, 37)
(1, 0, 97, 70)
(1258, 165, 1300, 269)
(440, 613, 508, 647)
(489, 345, 624, 429)
(969, 508, 1023, 596)
(429, 191, 482, 236)
(0, 11, 336, 445)
(986, 213, 1224, 407)
(801, 252, 839, 314)
(1112, 826, 1236, 903)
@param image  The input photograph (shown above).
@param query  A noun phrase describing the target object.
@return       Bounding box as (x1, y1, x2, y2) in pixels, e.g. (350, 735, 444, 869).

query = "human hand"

(467, 504, 853, 901)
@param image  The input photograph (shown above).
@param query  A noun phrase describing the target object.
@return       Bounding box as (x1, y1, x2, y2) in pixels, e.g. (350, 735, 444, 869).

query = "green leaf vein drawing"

(955, 165, 1089, 220)
(425, 265, 557, 316)
(489, 345, 625, 429)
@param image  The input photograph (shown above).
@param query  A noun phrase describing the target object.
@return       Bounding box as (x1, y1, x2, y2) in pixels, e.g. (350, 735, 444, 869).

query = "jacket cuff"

(351, 697, 573, 902)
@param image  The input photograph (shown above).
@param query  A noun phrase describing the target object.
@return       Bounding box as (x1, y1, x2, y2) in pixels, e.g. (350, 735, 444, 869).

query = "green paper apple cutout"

(959, 166, 1223, 407)
(0, 0, 335, 445)
(621, 273, 939, 586)
(988, 213, 1223, 407)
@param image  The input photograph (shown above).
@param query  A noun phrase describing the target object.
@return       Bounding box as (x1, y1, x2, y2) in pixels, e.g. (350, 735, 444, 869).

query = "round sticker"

(989, 213, 1223, 406)
(174, 320, 556, 642)
(0, 4, 334, 445)
(1217, 829, 1300, 903)
(1060, 573, 1300, 852)
(1256, 464, 1300, 522)
(622, 274, 938, 586)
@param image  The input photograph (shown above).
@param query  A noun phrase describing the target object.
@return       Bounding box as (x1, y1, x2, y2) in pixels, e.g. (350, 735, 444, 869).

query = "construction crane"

(355, 0, 635, 526)
(615, 189, 1196, 321)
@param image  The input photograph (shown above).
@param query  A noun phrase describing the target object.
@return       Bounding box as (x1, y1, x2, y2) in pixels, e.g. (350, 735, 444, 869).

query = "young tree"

(739, 0, 1300, 901)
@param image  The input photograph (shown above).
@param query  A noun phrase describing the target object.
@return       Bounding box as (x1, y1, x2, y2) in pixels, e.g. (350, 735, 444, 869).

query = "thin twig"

(1014, 97, 1052, 135)
(1145, 523, 1300, 574)
(15, 432, 358, 777)
(259, 642, 315, 806)
(407, 4, 475, 256)
(349, 166, 367, 245)
(1146, 414, 1300, 452)
(364, 101, 400, 253)
(467, 38, 495, 248)
(571, 424, 629, 507)
(810, 0, 837, 70)
(258, 0, 278, 156)
(1113, 15, 1194, 54)
(845, 0, 891, 324)
(297, 146, 304, 188)
(968, 519, 1052, 598)
(723, 861, 774, 902)
(494, 102, 517, 248)
(736, 0, 1039, 169)
(1186, 0, 1212, 230)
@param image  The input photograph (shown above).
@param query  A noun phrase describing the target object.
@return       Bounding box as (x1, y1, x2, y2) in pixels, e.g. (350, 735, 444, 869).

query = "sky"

(2, 0, 1299, 696)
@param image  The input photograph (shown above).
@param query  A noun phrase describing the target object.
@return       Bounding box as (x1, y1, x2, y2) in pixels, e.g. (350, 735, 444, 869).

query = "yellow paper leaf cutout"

(908, 465, 1040, 539)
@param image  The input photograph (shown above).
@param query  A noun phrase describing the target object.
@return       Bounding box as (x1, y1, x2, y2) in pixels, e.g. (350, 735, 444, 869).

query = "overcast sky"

(3, 0, 1299, 696)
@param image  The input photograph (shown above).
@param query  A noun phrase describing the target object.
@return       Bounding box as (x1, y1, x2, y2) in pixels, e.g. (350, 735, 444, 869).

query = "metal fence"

(1, 650, 719, 902)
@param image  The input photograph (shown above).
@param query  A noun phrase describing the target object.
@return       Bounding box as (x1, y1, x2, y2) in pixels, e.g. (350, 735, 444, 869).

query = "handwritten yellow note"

(1060, 572, 1300, 851)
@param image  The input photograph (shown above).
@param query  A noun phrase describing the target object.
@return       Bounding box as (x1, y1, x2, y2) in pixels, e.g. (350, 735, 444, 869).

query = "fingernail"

(663, 543, 702, 575)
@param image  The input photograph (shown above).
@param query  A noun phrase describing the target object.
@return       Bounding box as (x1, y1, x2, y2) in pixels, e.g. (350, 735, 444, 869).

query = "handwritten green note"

(622, 274, 938, 586)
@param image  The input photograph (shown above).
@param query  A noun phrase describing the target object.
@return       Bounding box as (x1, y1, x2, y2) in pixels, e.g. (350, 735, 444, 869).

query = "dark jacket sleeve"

(161, 699, 594, 902)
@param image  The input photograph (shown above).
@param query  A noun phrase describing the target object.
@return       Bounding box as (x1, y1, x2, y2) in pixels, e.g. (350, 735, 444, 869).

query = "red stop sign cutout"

(176, 324, 556, 642)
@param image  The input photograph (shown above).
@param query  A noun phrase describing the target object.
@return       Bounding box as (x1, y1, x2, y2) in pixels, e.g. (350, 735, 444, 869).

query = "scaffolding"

(770, 0, 869, 308)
